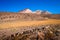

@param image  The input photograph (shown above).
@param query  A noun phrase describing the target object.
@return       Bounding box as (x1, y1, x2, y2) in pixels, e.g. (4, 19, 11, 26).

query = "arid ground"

(0, 19, 60, 29)
(0, 19, 60, 40)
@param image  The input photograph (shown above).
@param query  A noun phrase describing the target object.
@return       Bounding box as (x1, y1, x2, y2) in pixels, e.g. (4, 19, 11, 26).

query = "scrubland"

(0, 19, 60, 40)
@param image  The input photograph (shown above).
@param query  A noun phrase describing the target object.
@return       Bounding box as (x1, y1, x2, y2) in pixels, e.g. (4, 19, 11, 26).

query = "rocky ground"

(0, 24, 60, 40)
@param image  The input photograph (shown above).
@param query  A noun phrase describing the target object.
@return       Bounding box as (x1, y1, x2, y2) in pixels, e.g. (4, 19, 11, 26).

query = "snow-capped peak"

(19, 8, 51, 14)
(19, 8, 32, 13)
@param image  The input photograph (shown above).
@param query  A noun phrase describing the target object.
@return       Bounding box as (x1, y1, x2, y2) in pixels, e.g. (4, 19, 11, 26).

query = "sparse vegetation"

(0, 24, 60, 40)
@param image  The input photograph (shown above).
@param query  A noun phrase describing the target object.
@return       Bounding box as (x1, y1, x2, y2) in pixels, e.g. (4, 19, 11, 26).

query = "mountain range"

(19, 8, 51, 14)
(0, 8, 60, 22)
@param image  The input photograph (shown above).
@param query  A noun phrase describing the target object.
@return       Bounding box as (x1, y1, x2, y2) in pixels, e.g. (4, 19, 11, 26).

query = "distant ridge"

(0, 8, 60, 22)
(19, 8, 51, 14)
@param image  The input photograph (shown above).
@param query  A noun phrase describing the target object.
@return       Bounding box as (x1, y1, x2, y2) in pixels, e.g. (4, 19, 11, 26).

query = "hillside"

(41, 14, 60, 19)
(0, 12, 45, 22)
(0, 12, 60, 22)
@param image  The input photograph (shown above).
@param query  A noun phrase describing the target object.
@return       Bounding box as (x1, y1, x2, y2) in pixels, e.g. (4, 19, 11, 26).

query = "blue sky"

(0, 0, 60, 14)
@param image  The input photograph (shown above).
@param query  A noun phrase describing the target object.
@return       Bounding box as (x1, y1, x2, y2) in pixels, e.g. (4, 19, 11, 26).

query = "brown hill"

(0, 10, 60, 21)
(0, 12, 45, 22)
(40, 14, 60, 19)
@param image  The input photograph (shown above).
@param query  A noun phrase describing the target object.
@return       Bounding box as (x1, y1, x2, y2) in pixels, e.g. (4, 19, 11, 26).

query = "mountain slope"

(0, 9, 60, 22)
